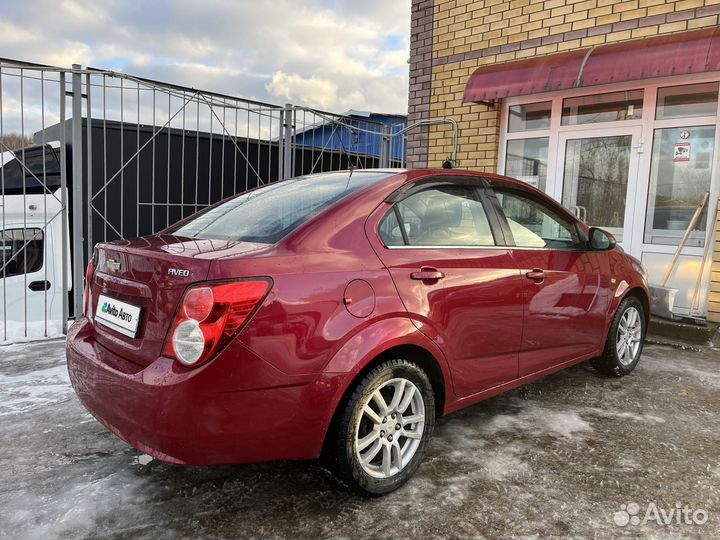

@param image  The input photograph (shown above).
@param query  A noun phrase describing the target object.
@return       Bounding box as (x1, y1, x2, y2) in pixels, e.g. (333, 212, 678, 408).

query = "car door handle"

(28, 280, 51, 291)
(525, 269, 545, 283)
(411, 268, 445, 281)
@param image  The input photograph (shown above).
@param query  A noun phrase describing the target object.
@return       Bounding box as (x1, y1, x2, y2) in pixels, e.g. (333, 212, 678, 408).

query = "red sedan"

(67, 169, 649, 495)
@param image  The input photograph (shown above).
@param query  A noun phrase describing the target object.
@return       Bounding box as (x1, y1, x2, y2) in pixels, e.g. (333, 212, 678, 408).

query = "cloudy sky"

(0, 0, 411, 114)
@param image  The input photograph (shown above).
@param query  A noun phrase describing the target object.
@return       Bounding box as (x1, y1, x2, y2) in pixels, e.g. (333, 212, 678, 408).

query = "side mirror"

(588, 227, 616, 251)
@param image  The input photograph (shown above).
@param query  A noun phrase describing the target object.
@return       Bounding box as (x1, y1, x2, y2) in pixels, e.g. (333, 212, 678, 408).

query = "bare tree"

(0, 133, 35, 151)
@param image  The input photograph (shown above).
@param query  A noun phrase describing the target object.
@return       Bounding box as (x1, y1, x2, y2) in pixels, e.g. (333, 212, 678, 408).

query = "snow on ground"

(0, 364, 72, 416)
(0, 320, 64, 345)
(0, 340, 719, 539)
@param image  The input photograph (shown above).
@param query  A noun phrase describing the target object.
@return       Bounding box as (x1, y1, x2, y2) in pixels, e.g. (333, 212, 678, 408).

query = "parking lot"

(1, 339, 719, 539)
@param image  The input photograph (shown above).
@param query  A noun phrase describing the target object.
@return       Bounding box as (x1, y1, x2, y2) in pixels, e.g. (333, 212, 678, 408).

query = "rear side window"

(1, 228, 44, 277)
(495, 190, 580, 249)
(171, 171, 394, 244)
(379, 186, 496, 247)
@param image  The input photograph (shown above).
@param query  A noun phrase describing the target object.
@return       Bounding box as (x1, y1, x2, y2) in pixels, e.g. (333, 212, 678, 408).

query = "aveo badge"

(168, 268, 190, 277)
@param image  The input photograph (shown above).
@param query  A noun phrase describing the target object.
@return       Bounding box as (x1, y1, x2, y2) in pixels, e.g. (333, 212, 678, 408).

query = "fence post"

(59, 72, 69, 333)
(277, 108, 286, 181)
(85, 73, 93, 265)
(71, 65, 84, 319)
(379, 125, 392, 168)
(283, 104, 293, 179)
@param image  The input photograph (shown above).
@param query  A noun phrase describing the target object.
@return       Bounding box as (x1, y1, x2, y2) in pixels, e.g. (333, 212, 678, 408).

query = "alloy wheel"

(616, 306, 642, 366)
(354, 377, 425, 479)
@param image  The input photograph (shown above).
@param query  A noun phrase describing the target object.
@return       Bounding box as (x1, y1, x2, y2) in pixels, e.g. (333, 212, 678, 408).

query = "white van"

(0, 143, 70, 340)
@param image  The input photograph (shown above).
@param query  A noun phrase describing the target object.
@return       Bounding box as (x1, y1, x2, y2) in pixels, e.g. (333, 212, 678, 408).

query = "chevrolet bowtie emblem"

(107, 259, 121, 273)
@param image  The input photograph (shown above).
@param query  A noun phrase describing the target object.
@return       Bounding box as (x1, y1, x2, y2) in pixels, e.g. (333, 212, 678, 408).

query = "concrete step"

(647, 316, 720, 349)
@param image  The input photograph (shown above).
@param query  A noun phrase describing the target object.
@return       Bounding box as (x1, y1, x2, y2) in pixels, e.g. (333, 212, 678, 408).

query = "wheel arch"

(319, 340, 448, 463)
(600, 285, 650, 352)
(624, 286, 650, 327)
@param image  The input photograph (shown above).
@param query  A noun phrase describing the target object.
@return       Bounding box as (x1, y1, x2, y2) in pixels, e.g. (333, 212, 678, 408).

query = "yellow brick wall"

(427, 0, 720, 170)
(710, 208, 720, 323)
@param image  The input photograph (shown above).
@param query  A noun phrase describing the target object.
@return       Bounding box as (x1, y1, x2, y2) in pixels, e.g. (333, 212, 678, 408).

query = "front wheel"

(591, 296, 646, 377)
(328, 358, 435, 496)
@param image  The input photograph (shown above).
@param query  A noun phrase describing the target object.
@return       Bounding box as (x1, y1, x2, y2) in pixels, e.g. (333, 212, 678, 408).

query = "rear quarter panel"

(206, 172, 422, 378)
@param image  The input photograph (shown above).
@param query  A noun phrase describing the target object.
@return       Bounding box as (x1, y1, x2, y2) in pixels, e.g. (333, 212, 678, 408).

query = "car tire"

(591, 296, 646, 377)
(327, 358, 435, 496)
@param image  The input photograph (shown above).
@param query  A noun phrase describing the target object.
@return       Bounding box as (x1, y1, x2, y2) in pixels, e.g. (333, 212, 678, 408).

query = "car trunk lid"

(89, 235, 266, 367)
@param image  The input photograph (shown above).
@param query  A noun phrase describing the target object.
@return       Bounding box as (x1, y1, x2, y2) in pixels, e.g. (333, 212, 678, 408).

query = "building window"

(644, 125, 715, 247)
(508, 102, 551, 132)
(561, 135, 632, 241)
(1, 228, 44, 277)
(504, 138, 549, 191)
(656, 82, 719, 120)
(561, 90, 643, 125)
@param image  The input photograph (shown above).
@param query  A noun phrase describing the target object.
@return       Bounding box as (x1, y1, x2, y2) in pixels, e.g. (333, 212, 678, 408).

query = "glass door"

(557, 127, 643, 251)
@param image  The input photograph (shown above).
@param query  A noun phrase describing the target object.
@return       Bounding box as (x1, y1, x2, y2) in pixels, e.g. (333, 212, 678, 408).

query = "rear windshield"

(170, 171, 396, 243)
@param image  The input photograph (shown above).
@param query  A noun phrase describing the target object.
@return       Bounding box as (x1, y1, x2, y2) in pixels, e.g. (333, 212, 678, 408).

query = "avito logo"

(100, 302, 133, 323)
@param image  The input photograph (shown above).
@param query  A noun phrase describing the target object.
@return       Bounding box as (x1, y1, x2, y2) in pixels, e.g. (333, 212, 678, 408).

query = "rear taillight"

(83, 260, 95, 318)
(163, 279, 271, 368)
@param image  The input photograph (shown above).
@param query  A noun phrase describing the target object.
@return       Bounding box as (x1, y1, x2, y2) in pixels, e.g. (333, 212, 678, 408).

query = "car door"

(487, 186, 610, 376)
(0, 225, 56, 326)
(366, 179, 524, 397)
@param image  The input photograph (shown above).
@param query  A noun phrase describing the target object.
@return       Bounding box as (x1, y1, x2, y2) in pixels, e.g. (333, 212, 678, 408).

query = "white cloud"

(0, 0, 411, 113)
(267, 72, 338, 109)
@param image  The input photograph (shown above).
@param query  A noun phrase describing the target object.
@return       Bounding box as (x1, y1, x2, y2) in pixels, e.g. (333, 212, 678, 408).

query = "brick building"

(408, 0, 720, 321)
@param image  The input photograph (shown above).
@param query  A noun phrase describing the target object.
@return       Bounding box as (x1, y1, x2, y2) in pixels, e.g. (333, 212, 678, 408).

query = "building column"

(407, 0, 434, 169)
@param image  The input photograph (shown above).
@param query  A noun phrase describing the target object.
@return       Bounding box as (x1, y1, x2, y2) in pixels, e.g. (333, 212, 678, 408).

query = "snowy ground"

(1, 340, 719, 540)
(0, 320, 64, 345)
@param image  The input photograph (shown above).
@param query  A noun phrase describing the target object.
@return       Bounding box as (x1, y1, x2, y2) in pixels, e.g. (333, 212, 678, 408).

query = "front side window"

(1, 228, 44, 277)
(495, 190, 580, 249)
(379, 186, 495, 247)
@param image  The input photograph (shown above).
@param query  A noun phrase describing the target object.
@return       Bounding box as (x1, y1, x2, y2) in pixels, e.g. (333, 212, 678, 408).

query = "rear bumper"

(66, 318, 341, 465)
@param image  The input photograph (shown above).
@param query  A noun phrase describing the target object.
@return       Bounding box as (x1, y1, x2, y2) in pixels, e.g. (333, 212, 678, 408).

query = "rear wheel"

(328, 358, 435, 496)
(591, 296, 646, 377)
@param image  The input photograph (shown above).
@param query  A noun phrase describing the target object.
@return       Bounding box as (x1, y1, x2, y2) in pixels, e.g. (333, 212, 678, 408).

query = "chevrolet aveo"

(67, 169, 649, 495)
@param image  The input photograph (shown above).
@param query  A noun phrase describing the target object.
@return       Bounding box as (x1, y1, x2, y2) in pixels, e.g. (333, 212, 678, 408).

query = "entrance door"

(556, 127, 643, 253)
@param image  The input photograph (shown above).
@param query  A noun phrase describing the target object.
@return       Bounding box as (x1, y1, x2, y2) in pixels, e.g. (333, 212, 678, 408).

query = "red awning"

(463, 27, 720, 103)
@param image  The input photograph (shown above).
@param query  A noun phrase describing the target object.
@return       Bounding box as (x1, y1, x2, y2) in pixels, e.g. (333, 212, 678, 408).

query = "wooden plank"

(711, 282, 720, 293)
(708, 301, 720, 313)
(710, 291, 720, 302)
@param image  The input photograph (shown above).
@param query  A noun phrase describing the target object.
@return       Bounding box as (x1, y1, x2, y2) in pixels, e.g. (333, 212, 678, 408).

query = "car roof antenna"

(333, 119, 360, 175)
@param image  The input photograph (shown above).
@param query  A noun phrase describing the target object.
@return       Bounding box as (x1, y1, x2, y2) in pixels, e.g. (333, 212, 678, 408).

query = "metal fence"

(0, 59, 409, 342)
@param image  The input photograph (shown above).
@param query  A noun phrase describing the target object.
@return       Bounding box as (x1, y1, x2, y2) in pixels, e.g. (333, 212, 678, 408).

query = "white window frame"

(498, 71, 720, 257)
(497, 72, 720, 315)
